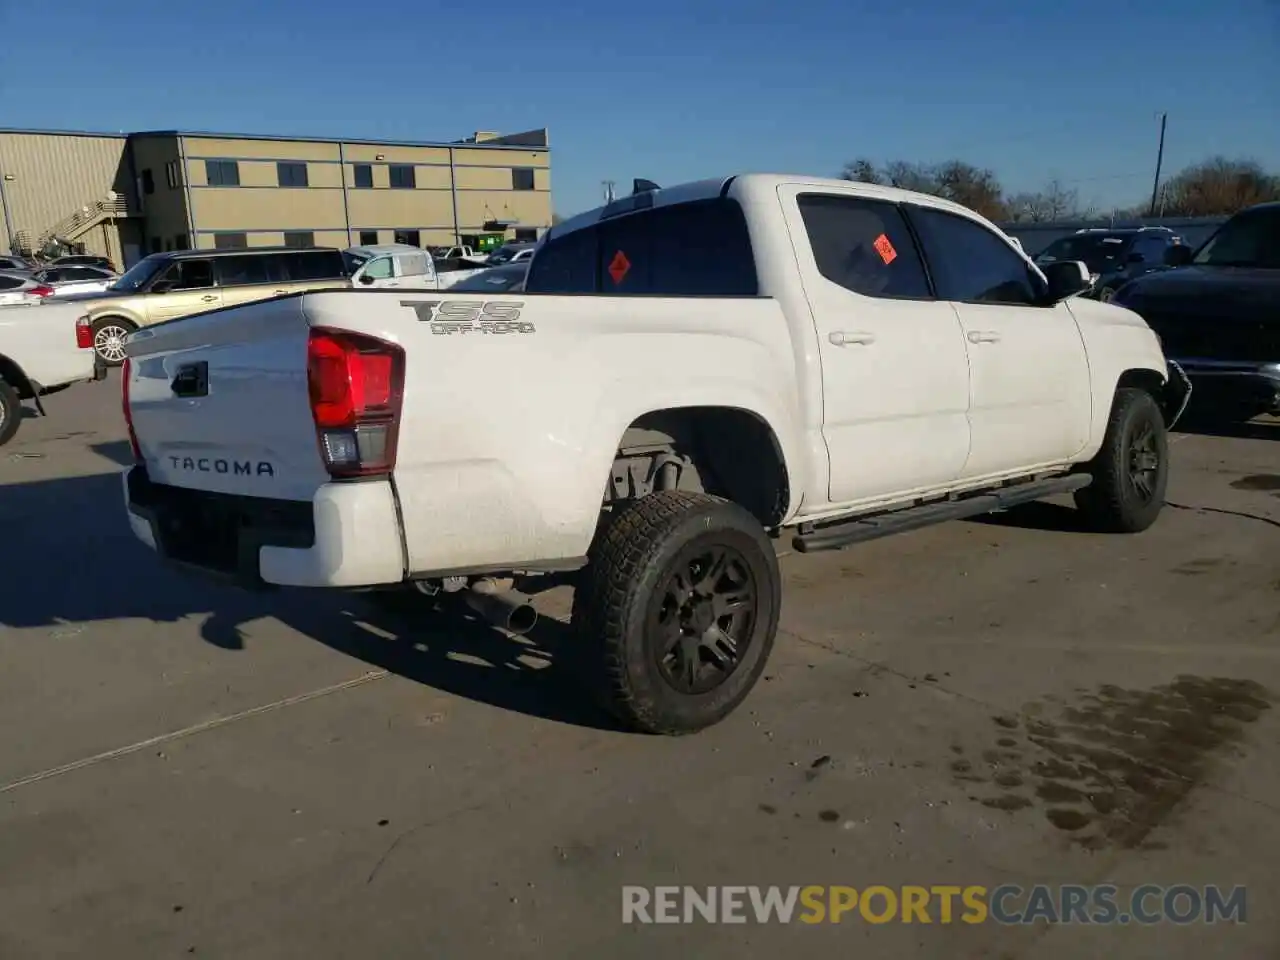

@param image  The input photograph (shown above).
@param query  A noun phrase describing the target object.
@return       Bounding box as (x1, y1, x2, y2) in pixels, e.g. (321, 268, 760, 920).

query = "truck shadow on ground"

(0, 469, 620, 732)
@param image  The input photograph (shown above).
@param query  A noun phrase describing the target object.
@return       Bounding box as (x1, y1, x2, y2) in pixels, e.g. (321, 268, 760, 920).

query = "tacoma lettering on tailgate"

(169, 456, 276, 477)
(400, 299, 536, 336)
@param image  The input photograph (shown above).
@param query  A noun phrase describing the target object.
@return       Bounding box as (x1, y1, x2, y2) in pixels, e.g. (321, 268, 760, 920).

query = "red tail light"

(307, 328, 405, 478)
(29, 284, 55, 298)
(121, 356, 142, 462)
(75, 315, 94, 349)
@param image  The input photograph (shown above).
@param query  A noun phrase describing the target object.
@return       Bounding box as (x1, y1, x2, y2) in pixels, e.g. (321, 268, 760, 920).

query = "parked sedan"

(0, 270, 54, 307)
(34, 264, 118, 297)
(52, 254, 116, 272)
(0, 255, 35, 274)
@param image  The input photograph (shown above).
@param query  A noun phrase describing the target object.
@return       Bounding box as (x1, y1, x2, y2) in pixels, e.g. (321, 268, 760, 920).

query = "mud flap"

(1163, 360, 1193, 430)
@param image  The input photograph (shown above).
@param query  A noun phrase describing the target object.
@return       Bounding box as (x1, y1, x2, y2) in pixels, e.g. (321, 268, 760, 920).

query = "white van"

(342, 244, 486, 291)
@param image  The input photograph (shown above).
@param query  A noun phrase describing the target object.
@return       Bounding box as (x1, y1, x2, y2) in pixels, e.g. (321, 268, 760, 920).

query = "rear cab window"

(526, 197, 758, 296)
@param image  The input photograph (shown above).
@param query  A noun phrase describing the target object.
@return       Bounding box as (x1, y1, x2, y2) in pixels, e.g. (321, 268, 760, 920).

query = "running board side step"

(793, 474, 1093, 554)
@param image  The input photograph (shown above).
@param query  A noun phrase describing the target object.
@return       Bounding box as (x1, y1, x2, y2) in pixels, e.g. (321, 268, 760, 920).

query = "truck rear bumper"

(124, 465, 406, 589)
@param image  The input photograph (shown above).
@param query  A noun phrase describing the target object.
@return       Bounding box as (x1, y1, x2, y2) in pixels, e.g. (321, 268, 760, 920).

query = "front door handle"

(274, 289, 289, 295)
(829, 331, 876, 347)
(200, 294, 218, 302)
(967, 330, 1001, 343)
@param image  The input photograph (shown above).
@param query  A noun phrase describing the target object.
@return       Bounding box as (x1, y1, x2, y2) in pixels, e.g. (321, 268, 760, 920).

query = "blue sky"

(2, 0, 1276, 218)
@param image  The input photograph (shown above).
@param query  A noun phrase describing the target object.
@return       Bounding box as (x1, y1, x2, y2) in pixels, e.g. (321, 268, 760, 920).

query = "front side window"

(797, 194, 931, 299)
(362, 257, 394, 280)
(277, 162, 309, 188)
(910, 207, 1041, 306)
(155, 259, 214, 291)
(1130, 235, 1169, 263)
(206, 160, 240, 187)
(110, 256, 167, 291)
(1193, 207, 1280, 268)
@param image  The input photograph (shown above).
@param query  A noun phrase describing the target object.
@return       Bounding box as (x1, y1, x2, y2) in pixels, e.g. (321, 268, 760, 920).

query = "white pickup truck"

(0, 305, 105, 446)
(119, 174, 1190, 734)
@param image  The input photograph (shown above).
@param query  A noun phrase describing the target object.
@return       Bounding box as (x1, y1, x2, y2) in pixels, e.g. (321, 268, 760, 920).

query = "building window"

(165, 160, 181, 189)
(206, 160, 241, 187)
(354, 164, 373, 189)
(150, 236, 163, 253)
(284, 231, 315, 248)
(514, 228, 538, 242)
(389, 165, 416, 189)
(358, 230, 379, 246)
(277, 162, 309, 188)
(393, 229, 420, 247)
(512, 168, 536, 191)
(173, 234, 188, 250)
(141, 169, 155, 195)
(214, 232, 248, 249)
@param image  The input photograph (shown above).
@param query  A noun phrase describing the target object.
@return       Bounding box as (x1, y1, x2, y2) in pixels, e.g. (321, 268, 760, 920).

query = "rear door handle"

(829, 331, 876, 346)
(967, 330, 1001, 343)
(274, 289, 289, 295)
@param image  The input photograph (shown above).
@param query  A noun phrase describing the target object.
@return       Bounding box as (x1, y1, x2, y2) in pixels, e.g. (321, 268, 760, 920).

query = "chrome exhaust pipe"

(464, 587, 538, 636)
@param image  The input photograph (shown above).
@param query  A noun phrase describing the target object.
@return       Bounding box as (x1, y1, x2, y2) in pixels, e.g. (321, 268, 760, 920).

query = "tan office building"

(1, 127, 551, 266)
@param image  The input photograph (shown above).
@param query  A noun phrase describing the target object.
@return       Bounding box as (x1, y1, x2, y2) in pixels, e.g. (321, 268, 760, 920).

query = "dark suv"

(1111, 201, 1280, 421)
(1034, 227, 1187, 301)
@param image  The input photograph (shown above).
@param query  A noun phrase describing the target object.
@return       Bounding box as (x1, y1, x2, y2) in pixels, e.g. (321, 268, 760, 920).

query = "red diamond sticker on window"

(608, 250, 631, 285)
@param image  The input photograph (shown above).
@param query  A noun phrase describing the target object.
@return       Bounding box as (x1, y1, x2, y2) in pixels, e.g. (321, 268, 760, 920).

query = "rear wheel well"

(605, 407, 789, 529)
(0, 354, 35, 399)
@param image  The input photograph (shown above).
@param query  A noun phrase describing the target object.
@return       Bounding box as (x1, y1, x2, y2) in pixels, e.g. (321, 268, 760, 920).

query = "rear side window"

(797, 194, 931, 299)
(0, 275, 22, 290)
(287, 250, 346, 281)
(217, 253, 273, 286)
(909, 207, 1041, 306)
(526, 197, 757, 296)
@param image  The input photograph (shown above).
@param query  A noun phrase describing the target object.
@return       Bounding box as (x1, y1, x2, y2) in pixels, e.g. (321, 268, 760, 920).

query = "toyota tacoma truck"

(0, 304, 105, 446)
(119, 174, 1190, 735)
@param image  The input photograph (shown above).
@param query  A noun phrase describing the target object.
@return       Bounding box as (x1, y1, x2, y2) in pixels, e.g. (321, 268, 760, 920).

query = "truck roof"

(546, 173, 1010, 243)
(344, 244, 425, 258)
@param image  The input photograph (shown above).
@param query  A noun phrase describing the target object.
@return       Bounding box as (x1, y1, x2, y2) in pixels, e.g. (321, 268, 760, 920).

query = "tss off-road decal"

(400, 299, 536, 336)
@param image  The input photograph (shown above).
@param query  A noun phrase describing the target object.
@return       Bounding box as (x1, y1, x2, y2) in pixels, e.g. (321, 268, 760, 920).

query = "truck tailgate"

(125, 297, 331, 501)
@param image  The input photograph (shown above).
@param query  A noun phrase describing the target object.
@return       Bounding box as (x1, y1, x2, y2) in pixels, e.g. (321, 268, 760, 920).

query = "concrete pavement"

(1, 378, 1277, 959)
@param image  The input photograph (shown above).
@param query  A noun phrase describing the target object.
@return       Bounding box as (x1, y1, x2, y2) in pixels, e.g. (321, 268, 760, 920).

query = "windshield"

(108, 256, 167, 292)
(1035, 235, 1132, 273)
(341, 251, 368, 275)
(448, 265, 527, 292)
(1192, 207, 1280, 268)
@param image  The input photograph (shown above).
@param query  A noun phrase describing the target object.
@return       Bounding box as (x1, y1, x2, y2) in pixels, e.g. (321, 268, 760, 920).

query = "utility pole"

(602, 180, 616, 204)
(1149, 112, 1167, 218)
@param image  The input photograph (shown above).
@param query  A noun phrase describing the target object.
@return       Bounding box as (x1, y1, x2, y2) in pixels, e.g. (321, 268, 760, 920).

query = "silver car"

(33, 264, 118, 297)
(0, 269, 54, 307)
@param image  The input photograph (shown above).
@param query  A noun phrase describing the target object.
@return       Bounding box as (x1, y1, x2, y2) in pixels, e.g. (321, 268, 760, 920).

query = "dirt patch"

(951, 676, 1271, 848)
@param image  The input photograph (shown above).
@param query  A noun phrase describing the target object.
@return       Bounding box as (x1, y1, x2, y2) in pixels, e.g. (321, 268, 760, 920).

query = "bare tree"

(838, 157, 1008, 220)
(1160, 157, 1280, 216)
(840, 158, 882, 184)
(1004, 180, 1079, 223)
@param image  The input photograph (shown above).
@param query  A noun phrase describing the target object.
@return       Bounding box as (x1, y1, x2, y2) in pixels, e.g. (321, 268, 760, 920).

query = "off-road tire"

(0, 378, 22, 447)
(1074, 387, 1168, 533)
(571, 490, 781, 735)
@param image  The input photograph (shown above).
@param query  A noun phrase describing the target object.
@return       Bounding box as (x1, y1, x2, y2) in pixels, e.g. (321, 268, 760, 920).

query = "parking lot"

(1, 376, 1277, 959)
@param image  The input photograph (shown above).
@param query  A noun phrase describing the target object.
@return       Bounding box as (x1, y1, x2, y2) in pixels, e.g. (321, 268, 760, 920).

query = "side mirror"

(1164, 245, 1193, 267)
(1042, 260, 1092, 302)
(358, 274, 375, 285)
